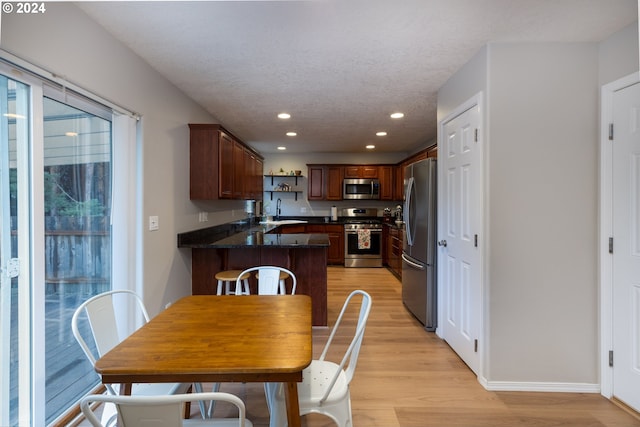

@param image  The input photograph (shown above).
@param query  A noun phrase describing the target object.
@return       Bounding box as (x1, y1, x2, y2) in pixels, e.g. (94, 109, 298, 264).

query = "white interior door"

(612, 81, 640, 412)
(438, 98, 483, 375)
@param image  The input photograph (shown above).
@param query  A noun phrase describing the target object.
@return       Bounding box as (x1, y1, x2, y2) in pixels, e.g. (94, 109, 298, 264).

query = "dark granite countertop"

(177, 218, 331, 249)
(205, 229, 329, 248)
(384, 221, 405, 230)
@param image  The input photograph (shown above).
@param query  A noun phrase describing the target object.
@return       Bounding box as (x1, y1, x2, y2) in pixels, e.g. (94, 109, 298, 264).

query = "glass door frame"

(0, 64, 46, 427)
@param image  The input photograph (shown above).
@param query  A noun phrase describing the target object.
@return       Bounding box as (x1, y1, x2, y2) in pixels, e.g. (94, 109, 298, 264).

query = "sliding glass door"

(0, 74, 31, 427)
(0, 64, 119, 425)
(42, 96, 112, 423)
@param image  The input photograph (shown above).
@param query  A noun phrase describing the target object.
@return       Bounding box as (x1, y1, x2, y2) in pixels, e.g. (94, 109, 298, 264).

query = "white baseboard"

(481, 379, 600, 393)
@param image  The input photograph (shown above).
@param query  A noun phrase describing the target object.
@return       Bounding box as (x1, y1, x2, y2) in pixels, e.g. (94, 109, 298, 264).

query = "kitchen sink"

(259, 219, 308, 225)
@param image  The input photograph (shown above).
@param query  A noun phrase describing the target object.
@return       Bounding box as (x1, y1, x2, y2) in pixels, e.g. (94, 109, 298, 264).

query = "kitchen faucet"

(276, 198, 282, 220)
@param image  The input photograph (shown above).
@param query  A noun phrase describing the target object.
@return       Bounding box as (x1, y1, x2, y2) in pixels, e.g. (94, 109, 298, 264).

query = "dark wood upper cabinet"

(232, 140, 244, 199)
(394, 164, 405, 201)
(379, 165, 394, 200)
(189, 124, 263, 200)
(307, 166, 325, 200)
(307, 165, 343, 201)
(308, 164, 403, 201)
(343, 165, 378, 178)
(189, 125, 220, 200)
(326, 166, 343, 200)
(218, 130, 234, 199)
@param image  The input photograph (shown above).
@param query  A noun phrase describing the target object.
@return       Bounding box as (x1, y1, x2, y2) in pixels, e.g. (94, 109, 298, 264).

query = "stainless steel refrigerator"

(402, 158, 437, 331)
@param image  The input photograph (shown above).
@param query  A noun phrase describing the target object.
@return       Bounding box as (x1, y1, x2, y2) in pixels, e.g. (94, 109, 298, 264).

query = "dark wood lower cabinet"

(191, 247, 328, 326)
(280, 224, 344, 265)
(385, 225, 403, 279)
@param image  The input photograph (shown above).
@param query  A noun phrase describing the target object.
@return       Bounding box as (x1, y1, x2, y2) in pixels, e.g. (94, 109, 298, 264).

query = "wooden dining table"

(94, 294, 313, 427)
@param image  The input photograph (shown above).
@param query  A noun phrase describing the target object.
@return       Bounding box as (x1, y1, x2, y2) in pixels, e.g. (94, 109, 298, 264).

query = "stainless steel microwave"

(343, 178, 380, 200)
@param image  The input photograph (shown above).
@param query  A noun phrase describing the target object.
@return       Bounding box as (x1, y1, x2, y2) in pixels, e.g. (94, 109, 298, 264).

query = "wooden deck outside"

(46, 282, 109, 422)
(7, 282, 109, 424)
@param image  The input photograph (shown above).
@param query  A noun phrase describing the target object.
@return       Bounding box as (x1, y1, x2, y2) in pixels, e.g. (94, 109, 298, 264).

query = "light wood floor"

(80, 266, 640, 426)
(209, 266, 640, 427)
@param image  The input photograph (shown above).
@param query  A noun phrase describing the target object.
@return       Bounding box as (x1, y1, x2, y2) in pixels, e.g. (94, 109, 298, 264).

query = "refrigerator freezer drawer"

(402, 255, 437, 331)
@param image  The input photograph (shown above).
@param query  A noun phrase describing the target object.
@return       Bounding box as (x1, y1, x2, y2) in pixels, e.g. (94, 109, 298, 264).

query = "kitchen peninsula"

(178, 222, 329, 326)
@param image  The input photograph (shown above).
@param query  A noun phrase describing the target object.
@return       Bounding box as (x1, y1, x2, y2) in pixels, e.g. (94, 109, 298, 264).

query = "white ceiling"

(77, 0, 637, 155)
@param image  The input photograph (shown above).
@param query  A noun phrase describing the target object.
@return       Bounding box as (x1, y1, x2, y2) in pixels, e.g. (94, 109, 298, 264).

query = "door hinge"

(609, 123, 614, 141)
(609, 237, 613, 254)
(474, 234, 478, 248)
(474, 339, 478, 352)
(609, 350, 614, 367)
(474, 128, 479, 142)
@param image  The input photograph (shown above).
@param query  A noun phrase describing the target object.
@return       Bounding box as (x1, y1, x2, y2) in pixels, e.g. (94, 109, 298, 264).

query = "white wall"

(1, 3, 224, 313)
(488, 43, 599, 384)
(599, 22, 639, 85)
(437, 45, 488, 122)
(437, 24, 638, 386)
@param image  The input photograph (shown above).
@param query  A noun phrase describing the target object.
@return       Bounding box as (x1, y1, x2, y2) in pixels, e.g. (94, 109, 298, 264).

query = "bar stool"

(215, 270, 250, 295)
(254, 270, 290, 295)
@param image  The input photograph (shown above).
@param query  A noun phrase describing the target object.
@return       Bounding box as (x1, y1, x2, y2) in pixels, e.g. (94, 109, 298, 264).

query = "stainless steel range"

(343, 208, 383, 268)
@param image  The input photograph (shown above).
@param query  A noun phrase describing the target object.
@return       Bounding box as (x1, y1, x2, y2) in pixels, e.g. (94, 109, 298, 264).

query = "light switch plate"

(149, 215, 159, 231)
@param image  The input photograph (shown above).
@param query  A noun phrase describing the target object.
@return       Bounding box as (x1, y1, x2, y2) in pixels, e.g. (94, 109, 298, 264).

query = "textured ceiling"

(78, 0, 637, 155)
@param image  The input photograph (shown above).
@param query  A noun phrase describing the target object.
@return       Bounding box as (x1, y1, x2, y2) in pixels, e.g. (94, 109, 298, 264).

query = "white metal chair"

(71, 290, 205, 420)
(80, 392, 253, 427)
(265, 290, 372, 427)
(235, 266, 297, 295)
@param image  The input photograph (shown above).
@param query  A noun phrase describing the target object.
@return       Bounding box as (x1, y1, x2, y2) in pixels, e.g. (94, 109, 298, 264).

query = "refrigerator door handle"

(404, 176, 415, 246)
(402, 253, 425, 270)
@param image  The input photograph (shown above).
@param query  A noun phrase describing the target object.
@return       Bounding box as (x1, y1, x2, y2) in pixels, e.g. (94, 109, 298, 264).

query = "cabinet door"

(344, 165, 378, 178)
(362, 166, 379, 178)
(242, 149, 263, 200)
(326, 224, 344, 265)
(343, 166, 360, 178)
(326, 166, 343, 200)
(254, 157, 263, 200)
(307, 166, 325, 200)
(384, 226, 391, 265)
(189, 126, 220, 200)
(243, 148, 253, 200)
(280, 225, 306, 234)
(394, 164, 405, 201)
(233, 140, 244, 199)
(218, 131, 234, 199)
(327, 232, 344, 265)
(379, 165, 393, 200)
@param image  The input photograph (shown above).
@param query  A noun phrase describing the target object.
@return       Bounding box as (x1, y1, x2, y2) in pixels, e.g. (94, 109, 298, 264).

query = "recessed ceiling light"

(277, 113, 291, 119)
(390, 112, 404, 119)
(286, 132, 297, 137)
(376, 131, 387, 136)
(277, 146, 287, 150)
(366, 145, 375, 150)
(65, 132, 78, 137)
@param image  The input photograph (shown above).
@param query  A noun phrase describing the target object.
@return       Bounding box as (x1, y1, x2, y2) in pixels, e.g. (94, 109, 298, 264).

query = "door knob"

(437, 240, 447, 247)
